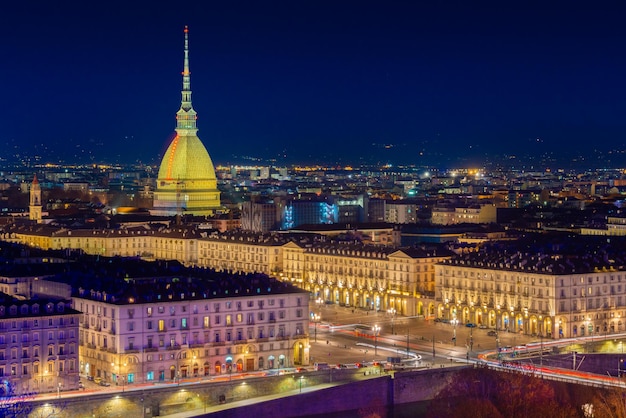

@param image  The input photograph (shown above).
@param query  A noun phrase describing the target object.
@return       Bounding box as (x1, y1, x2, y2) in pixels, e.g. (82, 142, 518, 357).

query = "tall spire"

(175, 25, 198, 135)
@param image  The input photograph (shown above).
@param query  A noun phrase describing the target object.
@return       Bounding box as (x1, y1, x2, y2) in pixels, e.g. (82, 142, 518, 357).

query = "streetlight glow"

(373, 324, 380, 356)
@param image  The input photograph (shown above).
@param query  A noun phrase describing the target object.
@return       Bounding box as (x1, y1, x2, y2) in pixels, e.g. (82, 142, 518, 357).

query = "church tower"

(152, 26, 221, 216)
(29, 174, 42, 223)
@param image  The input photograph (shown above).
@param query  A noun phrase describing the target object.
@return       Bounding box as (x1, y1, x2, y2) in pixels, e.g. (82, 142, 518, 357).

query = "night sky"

(3, 1, 626, 167)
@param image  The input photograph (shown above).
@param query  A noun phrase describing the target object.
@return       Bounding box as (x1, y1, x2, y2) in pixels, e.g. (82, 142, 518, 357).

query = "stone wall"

(25, 367, 465, 417)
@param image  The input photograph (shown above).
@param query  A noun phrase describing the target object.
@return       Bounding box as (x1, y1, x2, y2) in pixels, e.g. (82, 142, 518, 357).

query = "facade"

(0, 294, 81, 394)
(281, 199, 338, 229)
(74, 276, 309, 385)
(4, 225, 453, 318)
(241, 200, 280, 232)
(385, 201, 419, 224)
(282, 242, 453, 316)
(152, 27, 221, 216)
(431, 204, 497, 225)
(435, 247, 626, 339)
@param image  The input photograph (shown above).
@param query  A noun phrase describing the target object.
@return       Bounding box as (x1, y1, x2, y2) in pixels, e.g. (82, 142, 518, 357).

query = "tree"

(591, 388, 626, 418)
(428, 368, 578, 418)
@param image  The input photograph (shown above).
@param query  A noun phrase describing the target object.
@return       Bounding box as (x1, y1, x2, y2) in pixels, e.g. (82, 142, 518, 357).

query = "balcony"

(212, 341, 225, 347)
(86, 343, 96, 349)
(256, 337, 269, 342)
(144, 346, 158, 352)
(166, 344, 181, 351)
(124, 348, 140, 354)
(82, 323, 89, 329)
(108, 329, 116, 335)
(189, 343, 204, 348)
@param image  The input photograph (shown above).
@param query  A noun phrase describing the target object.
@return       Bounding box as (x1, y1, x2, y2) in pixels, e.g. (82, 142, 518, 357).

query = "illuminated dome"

(152, 27, 221, 216)
(157, 135, 217, 182)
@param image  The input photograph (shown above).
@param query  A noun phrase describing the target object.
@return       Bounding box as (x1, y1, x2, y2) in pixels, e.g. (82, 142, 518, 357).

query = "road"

(309, 303, 537, 367)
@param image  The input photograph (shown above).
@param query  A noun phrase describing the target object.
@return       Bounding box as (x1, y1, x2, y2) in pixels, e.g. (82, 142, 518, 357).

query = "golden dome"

(157, 134, 217, 183)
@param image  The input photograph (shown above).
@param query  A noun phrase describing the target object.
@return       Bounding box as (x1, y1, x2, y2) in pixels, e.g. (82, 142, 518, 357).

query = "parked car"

(78, 381, 85, 389)
(465, 323, 476, 328)
(93, 377, 102, 385)
(434, 317, 442, 323)
(478, 324, 487, 329)
(487, 330, 498, 337)
(99, 380, 111, 387)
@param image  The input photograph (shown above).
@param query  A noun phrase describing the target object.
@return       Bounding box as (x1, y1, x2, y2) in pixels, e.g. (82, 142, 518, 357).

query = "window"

(226, 315, 232, 326)
(203, 316, 210, 328)
(158, 320, 165, 331)
(147, 307, 153, 317)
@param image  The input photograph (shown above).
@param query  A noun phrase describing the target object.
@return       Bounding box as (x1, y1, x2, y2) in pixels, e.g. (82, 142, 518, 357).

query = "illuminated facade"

(152, 27, 221, 216)
(282, 242, 452, 316)
(0, 296, 80, 394)
(5, 225, 453, 317)
(74, 279, 309, 385)
(436, 258, 626, 339)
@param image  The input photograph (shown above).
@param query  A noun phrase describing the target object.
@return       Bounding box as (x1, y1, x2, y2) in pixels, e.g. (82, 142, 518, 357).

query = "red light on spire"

(184, 26, 189, 33)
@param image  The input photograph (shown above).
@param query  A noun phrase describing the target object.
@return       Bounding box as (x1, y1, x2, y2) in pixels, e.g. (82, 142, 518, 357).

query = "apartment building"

(74, 274, 309, 385)
(4, 224, 452, 318)
(282, 241, 453, 316)
(0, 294, 80, 394)
(435, 245, 626, 339)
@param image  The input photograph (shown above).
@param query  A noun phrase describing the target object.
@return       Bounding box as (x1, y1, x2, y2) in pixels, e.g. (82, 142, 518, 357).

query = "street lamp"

(313, 313, 321, 342)
(451, 316, 458, 346)
(373, 325, 380, 356)
(387, 308, 396, 335)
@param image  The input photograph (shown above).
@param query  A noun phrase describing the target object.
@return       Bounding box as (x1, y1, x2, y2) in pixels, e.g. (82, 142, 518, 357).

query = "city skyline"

(3, 2, 626, 168)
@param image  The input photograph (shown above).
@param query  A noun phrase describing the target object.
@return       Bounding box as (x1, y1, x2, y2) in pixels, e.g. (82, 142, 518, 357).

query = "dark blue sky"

(3, 1, 626, 167)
